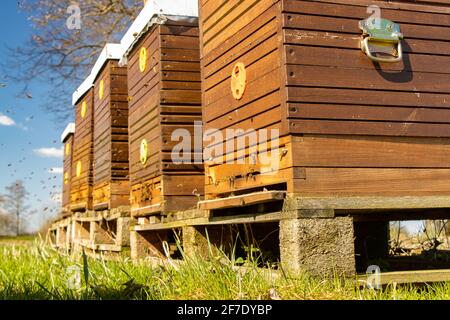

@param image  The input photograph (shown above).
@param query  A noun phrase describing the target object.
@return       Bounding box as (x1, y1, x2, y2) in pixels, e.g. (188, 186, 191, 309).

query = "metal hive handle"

(361, 37, 403, 63)
(359, 18, 404, 63)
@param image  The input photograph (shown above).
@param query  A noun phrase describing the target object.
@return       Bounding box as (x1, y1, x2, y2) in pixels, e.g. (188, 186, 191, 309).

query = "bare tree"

(4, 180, 29, 236)
(3, 0, 142, 121)
(0, 213, 15, 236)
(419, 220, 449, 252)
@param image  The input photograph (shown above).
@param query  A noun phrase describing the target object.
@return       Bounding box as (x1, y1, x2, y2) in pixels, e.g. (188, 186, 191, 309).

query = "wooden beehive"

(70, 78, 94, 211)
(200, 0, 450, 200)
(121, 1, 203, 217)
(91, 44, 130, 210)
(61, 123, 75, 213)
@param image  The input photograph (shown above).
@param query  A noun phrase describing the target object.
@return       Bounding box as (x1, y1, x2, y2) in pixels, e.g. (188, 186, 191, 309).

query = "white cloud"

(33, 147, 63, 158)
(48, 167, 63, 174)
(0, 113, 16, 126)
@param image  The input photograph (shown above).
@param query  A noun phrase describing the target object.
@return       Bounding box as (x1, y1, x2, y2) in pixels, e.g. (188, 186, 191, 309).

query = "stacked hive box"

(48, 124, 76, 253)
(119, 1, 202, 260)
(61, 123, 75, 214)
(200, 0, 450, 199)
(121, 1, 203, 218)
(195, 0, 450, 276)
(70, 77, 95, 211)
(91, 44, 130, 211)
(69, 44, 132, 260)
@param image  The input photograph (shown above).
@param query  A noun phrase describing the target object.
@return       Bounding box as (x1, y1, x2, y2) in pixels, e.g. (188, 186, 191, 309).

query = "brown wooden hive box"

(91, 45, 130, 211)
(200, 0, 450, 200)
(70, 79, 94, 212)
(123, 10, 204, 217)
(61, 124, 75, 214)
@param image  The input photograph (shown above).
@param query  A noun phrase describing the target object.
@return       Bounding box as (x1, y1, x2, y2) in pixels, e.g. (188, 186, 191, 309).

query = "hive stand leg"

(71, 224, 82, 257)
(279, 217, 356, 277)
(65, 224, 72, 254)
(183, 226, 212, 259)
(354, 221, 390, 273)
(70, 220, 79, 256)
(55, 227, 61, 249)
(116, 217, 131, 247)
(130, 231, 144, 262)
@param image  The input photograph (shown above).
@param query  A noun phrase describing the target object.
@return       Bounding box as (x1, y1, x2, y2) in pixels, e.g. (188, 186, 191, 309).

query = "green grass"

(0, 235, 37, 242)
(0, 240, 450, 300)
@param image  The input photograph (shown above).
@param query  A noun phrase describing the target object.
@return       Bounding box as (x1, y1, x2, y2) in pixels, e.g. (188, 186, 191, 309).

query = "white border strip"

(73, 0, 198, 105)
(61, 123, 75, 143)
(72, 44, 122, 105)
(72, 74, 94, 106)
(119, 0, 198, 64)
(90, 43, 123, 81)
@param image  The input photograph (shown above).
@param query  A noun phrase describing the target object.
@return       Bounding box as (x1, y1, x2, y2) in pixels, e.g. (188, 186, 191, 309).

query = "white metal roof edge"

(119, 0, 198, 65)
(72, 74, 94, 106)
(61, 123, 75, 143)
(73, 1, 198, 104)
(90, 43, 123, 81)
(72, 43, 122, 105)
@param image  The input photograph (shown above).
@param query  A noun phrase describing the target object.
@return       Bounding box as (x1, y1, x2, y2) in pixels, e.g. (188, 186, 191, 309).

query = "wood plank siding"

(200, 0, 450, 198)
(71, 89, 94, 211)
(92, 60, 130, 210)
(62, 134, 74, 212)
(128, 17, 204, 215)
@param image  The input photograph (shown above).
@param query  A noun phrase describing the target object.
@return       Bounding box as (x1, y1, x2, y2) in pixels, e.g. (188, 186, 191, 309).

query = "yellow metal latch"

(359, 18, 403, 63)
(140, 139, 148, 166)
(99, 79, 105, 100)
(65, 143, 70, 156)
(81, 101, 87, 118)
(231, 63, 247, 100)
(139, 47, 147, 73)
(76, 161, 82, 178)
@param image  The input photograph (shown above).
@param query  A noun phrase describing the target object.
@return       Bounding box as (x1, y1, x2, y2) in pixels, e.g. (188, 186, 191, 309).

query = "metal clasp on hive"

(359, 18, 404, 63)
(231, 62, 247, 100)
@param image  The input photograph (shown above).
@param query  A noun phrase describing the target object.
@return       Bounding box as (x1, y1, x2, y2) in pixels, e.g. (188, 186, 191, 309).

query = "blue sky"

(0, 1, 69, 232)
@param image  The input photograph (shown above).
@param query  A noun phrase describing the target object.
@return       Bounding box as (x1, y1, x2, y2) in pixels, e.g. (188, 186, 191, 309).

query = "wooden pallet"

(129, 191, 450, 273)
(199, 190, 286, 211)
(71, 208, 131, 259)
(49, 216, 73, 252)
(131, 192, 450, 233)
